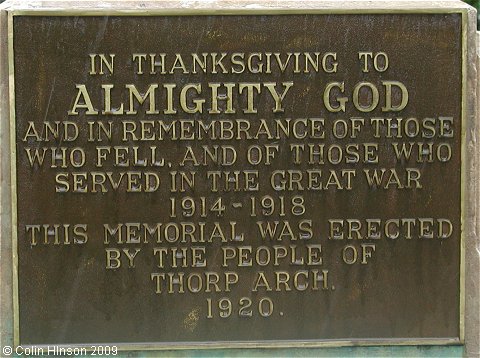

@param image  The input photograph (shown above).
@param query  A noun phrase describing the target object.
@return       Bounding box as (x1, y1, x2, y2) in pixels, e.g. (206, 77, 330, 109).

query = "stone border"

(0, 1, 477, 356)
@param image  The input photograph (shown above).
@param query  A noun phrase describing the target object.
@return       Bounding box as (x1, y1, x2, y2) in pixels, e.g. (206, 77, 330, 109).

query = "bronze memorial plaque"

(10, 11, 464, 349)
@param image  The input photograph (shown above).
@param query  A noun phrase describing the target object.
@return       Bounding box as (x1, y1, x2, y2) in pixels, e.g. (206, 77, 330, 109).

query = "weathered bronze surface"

(13, 13, 462, 347)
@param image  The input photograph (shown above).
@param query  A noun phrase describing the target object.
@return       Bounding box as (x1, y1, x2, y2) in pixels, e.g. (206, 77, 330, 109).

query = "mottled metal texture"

(0, 1, 478, 357)
(13, 13, 463, 345)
